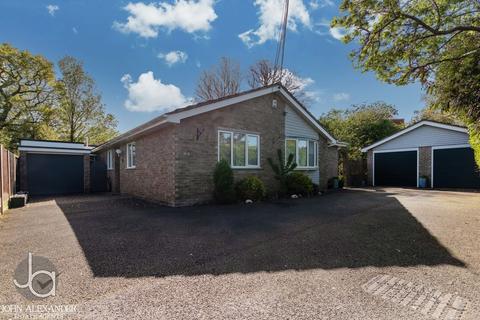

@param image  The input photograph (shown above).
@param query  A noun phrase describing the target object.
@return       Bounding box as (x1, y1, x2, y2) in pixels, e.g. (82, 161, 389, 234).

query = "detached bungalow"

(93, 84, 343, 206)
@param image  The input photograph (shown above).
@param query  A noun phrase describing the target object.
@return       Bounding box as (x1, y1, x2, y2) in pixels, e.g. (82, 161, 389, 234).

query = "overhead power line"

(274, 0, 290, 73)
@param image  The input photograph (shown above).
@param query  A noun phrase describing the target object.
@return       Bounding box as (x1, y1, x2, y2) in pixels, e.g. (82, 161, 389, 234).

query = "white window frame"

(217, 130, 260, 169)
(107, 149, 113, 170)
(285, 138, 318, 169)
(126, 142, 136, 169)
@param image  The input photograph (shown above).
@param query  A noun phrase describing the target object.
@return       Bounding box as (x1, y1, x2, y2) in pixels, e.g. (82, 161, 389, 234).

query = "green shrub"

(235, 176, 266, 202)
(213, 160, 236, 204)
(285, 172, 313, 196)
(267, 149, 297, 196)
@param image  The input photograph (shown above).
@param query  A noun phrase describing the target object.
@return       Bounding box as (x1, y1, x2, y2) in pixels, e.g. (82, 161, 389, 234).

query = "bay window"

(218, 130, 260, 168)
(285, 138, 318, 168)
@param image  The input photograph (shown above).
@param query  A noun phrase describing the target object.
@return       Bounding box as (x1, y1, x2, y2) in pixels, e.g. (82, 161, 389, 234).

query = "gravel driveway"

(0, 188, 479, 319)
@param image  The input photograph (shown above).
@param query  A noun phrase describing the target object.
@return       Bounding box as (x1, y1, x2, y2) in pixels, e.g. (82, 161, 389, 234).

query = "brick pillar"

(418, 146, 432, 187)
(19, 152, 28, 191)
(84, 155, 91, 193)
(366, 151, 374, 186)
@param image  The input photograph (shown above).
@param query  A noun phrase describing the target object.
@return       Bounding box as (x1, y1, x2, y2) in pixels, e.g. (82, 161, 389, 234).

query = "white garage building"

(362, 121, 480, 189)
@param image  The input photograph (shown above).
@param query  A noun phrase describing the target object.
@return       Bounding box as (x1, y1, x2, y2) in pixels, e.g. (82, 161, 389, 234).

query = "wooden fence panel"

(0, 145, 18, 214)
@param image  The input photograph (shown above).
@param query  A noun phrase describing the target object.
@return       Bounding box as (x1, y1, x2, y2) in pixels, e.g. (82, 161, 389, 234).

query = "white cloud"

(121, 71, 190, 112)
(46, 4, 59, 16)
(113, 0, 217, 38)
(158, 50, 188, 66)
(329, 26, 347, 40)
(315, 20, 350, 41)
(285, 70, 314, 91)
(333, 92, 350, 101)
(239, 0, 311, 47)
(309, 0, 334, 10)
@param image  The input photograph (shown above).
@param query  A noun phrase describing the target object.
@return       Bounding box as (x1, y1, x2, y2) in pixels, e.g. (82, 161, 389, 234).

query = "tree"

(332, 0, 480, 165)
(411, 107, 464, 126)
(195, 57, 241, 101)
(56, 56, 117, 144)
(248, 60, 302, 92)
(0, 43, 57, 148)
(319, 102, 402, 160)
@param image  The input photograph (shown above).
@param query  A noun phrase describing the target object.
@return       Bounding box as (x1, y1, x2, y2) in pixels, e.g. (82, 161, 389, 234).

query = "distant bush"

(285, 172, 313, 196)
(235, 176, 266, 202)
(213, 160, 235, 204)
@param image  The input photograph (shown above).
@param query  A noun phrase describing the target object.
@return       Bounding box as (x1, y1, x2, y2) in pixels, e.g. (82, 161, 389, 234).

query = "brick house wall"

(173, 93, 287, 206)
(318, 140, 339, 189)
(96, 92, 339, 206)
(98, 125, 177, 205)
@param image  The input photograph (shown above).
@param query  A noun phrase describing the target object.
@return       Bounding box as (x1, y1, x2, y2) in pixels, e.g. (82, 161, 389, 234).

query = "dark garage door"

(27, 154, 84, 196)
(374, 151, 417, 187)
(433, 147, 480, 188)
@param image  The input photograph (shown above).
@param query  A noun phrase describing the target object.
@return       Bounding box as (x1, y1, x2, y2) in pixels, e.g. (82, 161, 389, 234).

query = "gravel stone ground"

(0, 188, 478, 319)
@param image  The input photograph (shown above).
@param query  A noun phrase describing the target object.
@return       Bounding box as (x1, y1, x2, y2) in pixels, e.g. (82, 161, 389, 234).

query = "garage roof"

(361, 120, 468, 152)
(19, 139, 94, 155)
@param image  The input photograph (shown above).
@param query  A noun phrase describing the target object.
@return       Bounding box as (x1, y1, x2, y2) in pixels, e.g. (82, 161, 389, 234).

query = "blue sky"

(0, 0, 425, 133)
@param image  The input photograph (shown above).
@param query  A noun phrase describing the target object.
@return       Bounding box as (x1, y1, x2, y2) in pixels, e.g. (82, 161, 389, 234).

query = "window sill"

(231, 167, 262, 170)
(107, 168, 113, 171)
(295, 167, 318, 171)
(126, 166, 136, 170)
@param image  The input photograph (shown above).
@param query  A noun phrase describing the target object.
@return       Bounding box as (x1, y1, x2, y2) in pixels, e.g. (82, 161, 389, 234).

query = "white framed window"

(218, 130, 260, 168)
(126, 142, 136, 169)
(285, 138, 318, 169)
(107, 150, 113, 170)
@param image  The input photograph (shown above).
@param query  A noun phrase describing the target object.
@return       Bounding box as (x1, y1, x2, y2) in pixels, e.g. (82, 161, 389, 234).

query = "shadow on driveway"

(55, 189, 465, 278)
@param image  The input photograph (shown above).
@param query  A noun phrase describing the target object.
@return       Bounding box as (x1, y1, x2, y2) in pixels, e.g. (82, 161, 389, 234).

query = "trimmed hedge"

(285, 172, 313, 196)
(235, 176, 266, 202)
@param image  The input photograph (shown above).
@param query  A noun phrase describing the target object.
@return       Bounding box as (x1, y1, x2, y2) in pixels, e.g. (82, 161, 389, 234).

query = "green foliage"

(0, 44, 118, 149)
(319, 102, 403, 160)
(285, 172, 314, 196)
(235, 176, 266, 202)
(467, 123, 480, 169)
(411, 107, 464, 126)
(332, 0, 480, 165)
(267, 149, 297, 195)
(0, 43, 57, 149)
(213, 160, 236, 204)
(56, 56, 118, 144)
